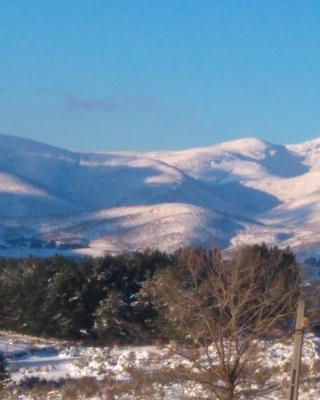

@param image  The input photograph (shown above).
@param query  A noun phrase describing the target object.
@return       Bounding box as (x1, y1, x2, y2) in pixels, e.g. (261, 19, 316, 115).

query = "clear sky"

(1, 0, 320, 151)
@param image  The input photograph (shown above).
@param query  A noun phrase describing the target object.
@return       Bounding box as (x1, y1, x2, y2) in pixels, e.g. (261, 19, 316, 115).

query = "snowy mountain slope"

(139, 137, 320, 256)
(0, 132, 320, 256)
(0, 172, 78, 217)
(289, 137, 320, 168)
(0, 134, 243, 214)
(142, 138, 309, 181)
(35, 203, 243, 254)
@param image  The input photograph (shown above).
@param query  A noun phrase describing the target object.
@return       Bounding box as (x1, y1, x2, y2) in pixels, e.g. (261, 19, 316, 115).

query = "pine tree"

(0, 352, 9, 388)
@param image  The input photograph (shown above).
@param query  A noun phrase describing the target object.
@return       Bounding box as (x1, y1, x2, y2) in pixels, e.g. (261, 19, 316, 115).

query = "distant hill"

(0, 132, 319, 258)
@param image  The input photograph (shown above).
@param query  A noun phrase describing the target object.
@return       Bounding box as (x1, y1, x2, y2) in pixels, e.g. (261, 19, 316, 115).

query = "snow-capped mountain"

(0, 132, 319, 257)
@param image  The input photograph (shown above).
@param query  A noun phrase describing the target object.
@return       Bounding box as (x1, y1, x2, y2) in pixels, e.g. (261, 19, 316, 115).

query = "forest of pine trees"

(0, 251, 172, 341)
(0, 245, 314, 344)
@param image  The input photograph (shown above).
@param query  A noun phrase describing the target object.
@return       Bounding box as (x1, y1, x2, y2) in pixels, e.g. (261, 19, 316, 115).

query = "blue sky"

(1, 0, 320, 151)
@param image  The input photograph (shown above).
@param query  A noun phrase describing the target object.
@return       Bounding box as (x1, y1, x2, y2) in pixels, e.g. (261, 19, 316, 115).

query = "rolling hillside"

(0, 133, 319, 258)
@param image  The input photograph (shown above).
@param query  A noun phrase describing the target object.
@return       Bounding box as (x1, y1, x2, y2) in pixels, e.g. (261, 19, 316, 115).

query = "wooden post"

(288, 297, 305, 400)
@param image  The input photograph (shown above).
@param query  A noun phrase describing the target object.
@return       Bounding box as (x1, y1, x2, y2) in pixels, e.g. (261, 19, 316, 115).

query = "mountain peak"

(0, 133, 318, 257)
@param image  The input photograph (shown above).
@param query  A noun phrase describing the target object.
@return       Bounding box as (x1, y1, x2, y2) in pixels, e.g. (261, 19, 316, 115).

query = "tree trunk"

(225, 381, 235, 400)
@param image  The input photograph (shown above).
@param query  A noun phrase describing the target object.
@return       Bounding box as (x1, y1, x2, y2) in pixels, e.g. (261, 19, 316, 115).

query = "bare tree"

(140, 245, 300, 400)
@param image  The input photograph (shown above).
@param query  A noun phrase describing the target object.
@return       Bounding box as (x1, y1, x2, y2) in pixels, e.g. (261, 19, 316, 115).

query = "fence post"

(288, 297, 305, 400)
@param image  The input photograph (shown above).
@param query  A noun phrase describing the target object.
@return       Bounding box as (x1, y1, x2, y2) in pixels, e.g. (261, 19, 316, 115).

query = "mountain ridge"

(0, 132, 319, 258)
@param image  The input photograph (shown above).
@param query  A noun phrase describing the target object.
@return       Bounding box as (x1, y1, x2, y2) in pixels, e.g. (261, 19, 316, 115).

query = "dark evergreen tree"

(0, 250, 172, 341)
(0, 352, 9, 388)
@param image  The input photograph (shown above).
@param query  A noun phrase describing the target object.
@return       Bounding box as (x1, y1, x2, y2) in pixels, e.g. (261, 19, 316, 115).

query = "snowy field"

(1, 331, 320, 399)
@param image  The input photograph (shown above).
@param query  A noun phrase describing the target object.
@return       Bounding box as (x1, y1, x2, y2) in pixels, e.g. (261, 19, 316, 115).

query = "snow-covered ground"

(1, 331, 319, 399)
(1, 133, 320, 257)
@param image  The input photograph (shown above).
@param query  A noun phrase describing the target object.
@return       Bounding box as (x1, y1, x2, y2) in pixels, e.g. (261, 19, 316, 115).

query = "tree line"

(0, 245, 319, 399)
(0, 250, 172, 341)
(0, 245, 307, 344)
